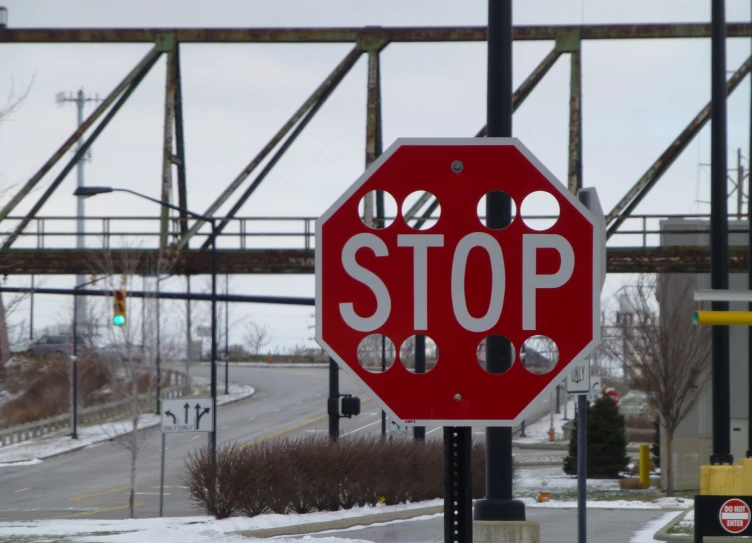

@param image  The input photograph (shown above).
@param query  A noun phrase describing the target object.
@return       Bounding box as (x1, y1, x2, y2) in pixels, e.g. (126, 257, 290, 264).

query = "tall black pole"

(156, 277, 161, 415)
(71, 291, 79, 440)
(29, 275, 34, 340)
(748, 0, 752, 459)
(710, 0, 732, 465)
(224, 272, 229, 395)
(475, 0, 525, 522)
(577, 394, 587, 543)
(210, 220, 218, 455)
(413, 335, 426, 440)
(328, 357, 339, 439)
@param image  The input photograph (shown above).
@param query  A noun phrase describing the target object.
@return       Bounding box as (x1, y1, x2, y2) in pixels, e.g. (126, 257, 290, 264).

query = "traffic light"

(113, 289, 126, 326)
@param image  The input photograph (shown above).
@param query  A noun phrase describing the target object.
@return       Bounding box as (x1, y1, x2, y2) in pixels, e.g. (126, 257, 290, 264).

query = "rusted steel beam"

(174, 44, 189, 235)
(568, 48, 582, 194)
(1, 246, 748, 275)
(405, 48, 562, 221)
(160, 42, 177, 248)
(178, 45, 364, 251)
(363, 48, 382, 227)
(197, 47, 364, 250)
(0, 49, 163, 250)
(476, 47, 562, 137)
(2, 24, 752, 43)
(0, 46, 163, 223)
(606, 55, 752, 238)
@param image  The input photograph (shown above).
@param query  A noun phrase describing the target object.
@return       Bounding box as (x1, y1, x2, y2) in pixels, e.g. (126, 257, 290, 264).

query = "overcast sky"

(1, 0, 751, 353)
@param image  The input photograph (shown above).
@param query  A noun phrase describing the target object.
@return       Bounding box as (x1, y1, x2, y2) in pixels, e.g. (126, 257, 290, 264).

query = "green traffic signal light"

(113, 314, 125, 326)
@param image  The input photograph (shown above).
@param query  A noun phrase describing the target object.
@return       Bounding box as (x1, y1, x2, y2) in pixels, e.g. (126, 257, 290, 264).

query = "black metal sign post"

(445, 427, 473, 543)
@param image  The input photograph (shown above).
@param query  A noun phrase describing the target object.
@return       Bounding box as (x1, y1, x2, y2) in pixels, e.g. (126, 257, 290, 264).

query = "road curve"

(0, 364, 556, 520)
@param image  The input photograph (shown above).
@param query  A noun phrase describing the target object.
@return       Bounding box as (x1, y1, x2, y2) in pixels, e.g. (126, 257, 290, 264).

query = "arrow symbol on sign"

(184, 402, 190, 424)
(164, 410, 176, 425)
(195, 404, 210, 430)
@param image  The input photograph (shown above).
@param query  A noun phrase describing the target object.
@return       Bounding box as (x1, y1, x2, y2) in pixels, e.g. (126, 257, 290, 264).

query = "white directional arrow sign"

(161, 398, 214, 433)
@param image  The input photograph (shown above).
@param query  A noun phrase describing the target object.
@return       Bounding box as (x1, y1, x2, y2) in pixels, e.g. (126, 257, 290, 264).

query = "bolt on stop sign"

(315, 138, 605, 426)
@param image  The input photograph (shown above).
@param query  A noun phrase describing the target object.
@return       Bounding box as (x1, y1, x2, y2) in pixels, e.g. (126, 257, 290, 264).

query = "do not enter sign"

(720, 498, 751, 534)
(315, 138, 605, 426)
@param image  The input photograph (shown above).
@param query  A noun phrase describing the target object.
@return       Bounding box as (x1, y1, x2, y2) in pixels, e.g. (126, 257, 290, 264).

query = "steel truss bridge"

(1, 22, 751, 277)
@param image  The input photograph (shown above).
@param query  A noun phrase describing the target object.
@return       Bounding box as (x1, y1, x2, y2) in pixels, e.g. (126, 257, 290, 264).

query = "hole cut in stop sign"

(315, 138, 605, 427)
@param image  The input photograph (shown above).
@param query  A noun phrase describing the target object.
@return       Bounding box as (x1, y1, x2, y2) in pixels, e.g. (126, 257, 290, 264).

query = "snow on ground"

(0, 379, 254, 465)
(514, 398, 575, 445)
(629, 511, 683, 542)
(0, 501, 442, 543)
(517, 465, 621, 491)
(0, 496, 691, 542)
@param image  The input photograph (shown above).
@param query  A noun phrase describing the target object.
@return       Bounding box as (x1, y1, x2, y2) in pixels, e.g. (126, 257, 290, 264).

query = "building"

(658, 218, 749, 491)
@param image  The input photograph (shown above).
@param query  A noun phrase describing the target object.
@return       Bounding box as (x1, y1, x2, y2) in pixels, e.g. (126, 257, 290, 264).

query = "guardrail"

(0, 370, 189, 448)
(0, 213, 741, 251)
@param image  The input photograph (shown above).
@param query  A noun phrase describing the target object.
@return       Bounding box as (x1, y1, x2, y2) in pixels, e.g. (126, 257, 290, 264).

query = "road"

(310, 508, 672, 542)
(0, 364, 555, 521)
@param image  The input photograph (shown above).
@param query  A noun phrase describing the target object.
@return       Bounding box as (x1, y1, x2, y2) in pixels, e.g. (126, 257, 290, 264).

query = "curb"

(653, 507, 746, 543)
(0, 383, 256, 465)
(653, 508, 692, 542)
(237, 505, 444, 538)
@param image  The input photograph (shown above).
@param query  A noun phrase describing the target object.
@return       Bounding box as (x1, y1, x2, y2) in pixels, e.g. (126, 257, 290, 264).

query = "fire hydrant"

(548, 428, 556, 442)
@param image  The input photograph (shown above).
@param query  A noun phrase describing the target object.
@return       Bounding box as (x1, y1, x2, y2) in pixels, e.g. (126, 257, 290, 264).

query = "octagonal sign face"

(315, 138, 604, 426)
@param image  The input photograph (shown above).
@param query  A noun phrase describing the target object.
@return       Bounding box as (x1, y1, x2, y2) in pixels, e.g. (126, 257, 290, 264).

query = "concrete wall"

(658, 219, 749, 491)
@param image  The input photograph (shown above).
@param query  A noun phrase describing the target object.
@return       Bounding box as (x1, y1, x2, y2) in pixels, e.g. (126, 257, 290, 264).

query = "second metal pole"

(159, 432, 166, 517)
(475, 0, 525, 523)
(710, 0, 732, 465)
(577, 394, 588, 543)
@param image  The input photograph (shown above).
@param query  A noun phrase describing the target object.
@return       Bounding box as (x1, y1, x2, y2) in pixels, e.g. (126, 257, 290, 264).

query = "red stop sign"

(720, 499, 751, 533)
(315, 138, 604, 426)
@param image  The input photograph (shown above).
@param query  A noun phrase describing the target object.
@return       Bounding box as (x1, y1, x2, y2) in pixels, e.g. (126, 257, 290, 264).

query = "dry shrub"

(184, 433, 520, 519)
(183, 442, 246, 519)
(0, 354, 111, 426)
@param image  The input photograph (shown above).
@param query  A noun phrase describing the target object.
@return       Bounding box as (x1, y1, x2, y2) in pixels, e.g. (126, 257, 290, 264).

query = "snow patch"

(629, 511, 683, 542)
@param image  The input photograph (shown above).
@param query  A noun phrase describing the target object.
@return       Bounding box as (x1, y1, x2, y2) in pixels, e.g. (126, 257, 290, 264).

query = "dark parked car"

(26, 334, 88, 357)
(96, 343, 148, 364)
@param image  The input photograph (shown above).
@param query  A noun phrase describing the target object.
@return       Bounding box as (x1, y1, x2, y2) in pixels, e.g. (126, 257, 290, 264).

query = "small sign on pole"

(567, 359, 591, 395)
(159, 398, 216, 516)
(161, 398, 214, 433)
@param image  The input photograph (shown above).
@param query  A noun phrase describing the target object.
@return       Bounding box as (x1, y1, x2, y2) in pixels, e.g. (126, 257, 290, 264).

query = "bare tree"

(0, 75, 36, 363)
(610, 273, 711, 496)
(245, 321, 273, 356)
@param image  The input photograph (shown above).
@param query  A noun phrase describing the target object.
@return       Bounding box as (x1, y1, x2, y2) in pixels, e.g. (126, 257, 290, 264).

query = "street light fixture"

(72, 186, 219, 454)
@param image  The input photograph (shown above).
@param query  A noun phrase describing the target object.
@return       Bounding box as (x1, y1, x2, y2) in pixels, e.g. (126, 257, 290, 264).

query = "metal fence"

(0, 370, 189, 448)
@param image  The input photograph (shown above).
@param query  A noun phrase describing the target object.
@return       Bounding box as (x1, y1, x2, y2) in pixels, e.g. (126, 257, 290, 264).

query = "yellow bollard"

(740, 458, 752, 495)
(639, 444, 650, 489)
(699, 465, 744, 495)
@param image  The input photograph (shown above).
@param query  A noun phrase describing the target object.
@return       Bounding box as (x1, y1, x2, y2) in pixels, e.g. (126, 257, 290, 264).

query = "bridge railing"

(0, 213, 740, 251)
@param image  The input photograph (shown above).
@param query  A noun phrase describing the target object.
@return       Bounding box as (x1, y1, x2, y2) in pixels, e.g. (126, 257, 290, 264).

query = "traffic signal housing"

(113, 289, 126, 326)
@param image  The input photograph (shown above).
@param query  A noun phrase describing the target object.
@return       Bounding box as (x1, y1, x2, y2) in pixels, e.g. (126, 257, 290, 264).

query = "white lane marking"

(14, 488, 29, 493)
(426, 427, 441, 435)
(221, 426, 230, 430)
(192, 436, 202, 440)
(316, 394, 322, 397)
(248, 416, 256, 421)
(273, 408, 281, 412)
(296, 401, 302, 405)
(341, 420, 382, 437)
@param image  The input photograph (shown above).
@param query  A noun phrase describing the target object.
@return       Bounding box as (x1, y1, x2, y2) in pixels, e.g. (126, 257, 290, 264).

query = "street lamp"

(73, 186, 219, 453)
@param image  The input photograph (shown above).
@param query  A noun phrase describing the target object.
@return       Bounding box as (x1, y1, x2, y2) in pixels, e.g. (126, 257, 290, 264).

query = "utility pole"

(56, 89, 102, 340)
